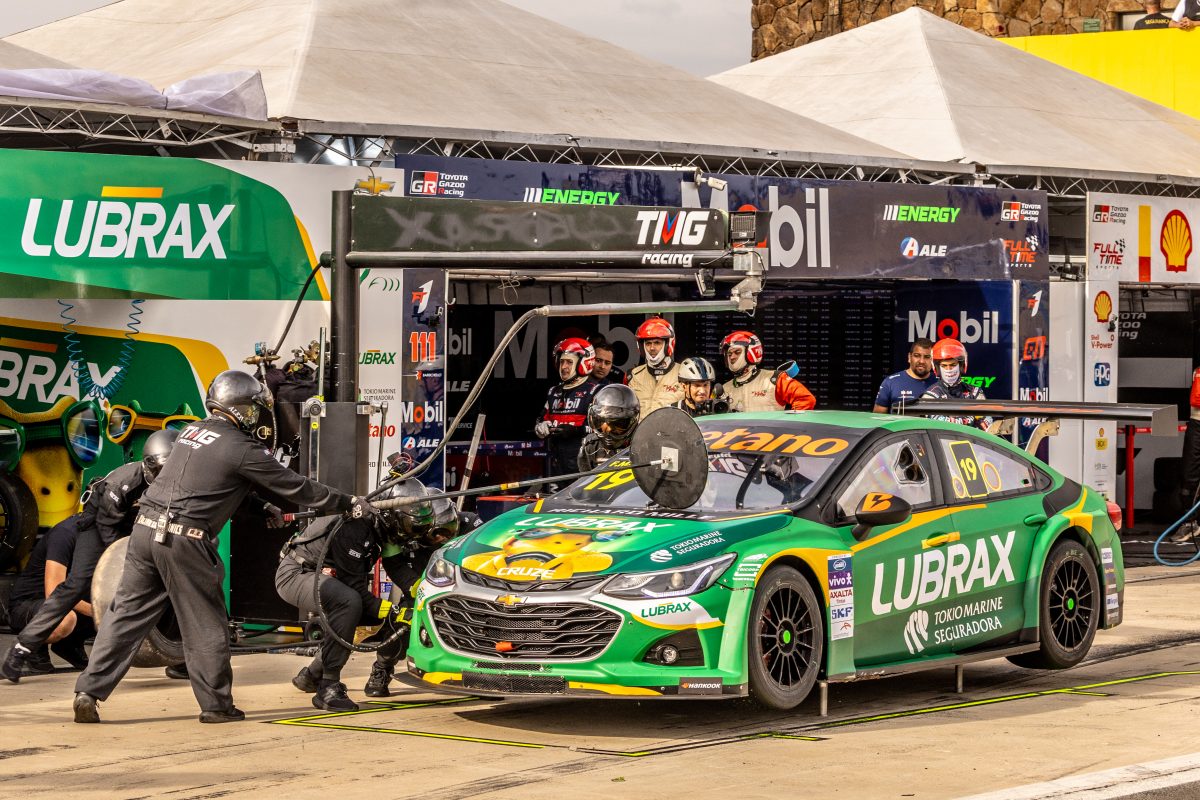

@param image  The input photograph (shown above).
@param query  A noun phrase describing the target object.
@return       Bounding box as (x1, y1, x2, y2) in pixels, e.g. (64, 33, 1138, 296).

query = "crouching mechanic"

(721, 330, 784, 412)
(71, 370, 371, 724)
(578, 384, 640, 470)
(2, 429, 179, 683)
(672, 358, 733, 418)
(278, 480, 466, 707)
(920, 337, 990, 429)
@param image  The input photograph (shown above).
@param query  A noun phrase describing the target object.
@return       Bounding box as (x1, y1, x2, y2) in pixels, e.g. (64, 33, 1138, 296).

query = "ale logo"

(904, 609, 929, 654)
(21, 186, 235, 260)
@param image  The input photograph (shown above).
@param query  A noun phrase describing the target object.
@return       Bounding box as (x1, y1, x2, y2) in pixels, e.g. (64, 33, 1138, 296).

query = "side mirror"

(851, 493, 912, 540)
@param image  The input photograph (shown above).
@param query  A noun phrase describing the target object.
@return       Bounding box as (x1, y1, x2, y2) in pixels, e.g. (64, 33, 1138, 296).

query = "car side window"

(937, 435, 1037, 502)
(836, 437, 933, 519)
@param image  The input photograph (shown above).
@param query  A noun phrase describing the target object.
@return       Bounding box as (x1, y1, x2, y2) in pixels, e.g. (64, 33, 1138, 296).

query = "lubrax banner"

(393, 154, 1049, 281)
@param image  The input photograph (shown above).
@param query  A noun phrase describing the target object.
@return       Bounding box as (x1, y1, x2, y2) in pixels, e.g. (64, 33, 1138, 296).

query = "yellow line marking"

(0, 337, 56, 353)
(101, 185, 163, 198)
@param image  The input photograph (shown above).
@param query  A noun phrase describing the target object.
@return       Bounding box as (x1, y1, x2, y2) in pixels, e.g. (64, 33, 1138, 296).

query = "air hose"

(57, 298, 144, 399)
(1153, 497, 1200, 566)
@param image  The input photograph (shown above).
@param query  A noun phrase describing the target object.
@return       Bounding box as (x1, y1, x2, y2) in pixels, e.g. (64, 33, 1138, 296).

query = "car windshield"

(559, 420, 865, 513)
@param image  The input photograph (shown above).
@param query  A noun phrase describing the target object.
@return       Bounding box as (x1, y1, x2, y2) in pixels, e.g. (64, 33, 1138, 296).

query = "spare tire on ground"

(91, 536, 185, 668)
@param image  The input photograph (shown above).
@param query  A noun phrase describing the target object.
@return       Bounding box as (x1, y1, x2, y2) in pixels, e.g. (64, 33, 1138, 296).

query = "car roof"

(706, 409, 987, 436)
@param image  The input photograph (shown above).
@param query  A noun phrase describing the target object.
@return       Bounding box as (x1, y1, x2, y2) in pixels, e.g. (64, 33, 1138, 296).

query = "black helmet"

(423, 488, 460, 545)
(588, 384, 640, 448)
(373, 478, 433, 544)
(141, 428, 180, 482)
(206, 370, 273, 435)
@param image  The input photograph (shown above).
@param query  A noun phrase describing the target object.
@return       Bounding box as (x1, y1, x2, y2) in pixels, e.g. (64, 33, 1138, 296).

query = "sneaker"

(1166, 523, 1197, 544)
(23, 647, 54, 676)
(312, 681, 359, 712)
(164, 663, 188, 680)
(1, 644, 32, 684)
(291, 666, 319, 694)
(364, 662, 393, 698)
(50, 641, 89, 671)
(199, 706, 245, 724)
(73, 692, 100, 723)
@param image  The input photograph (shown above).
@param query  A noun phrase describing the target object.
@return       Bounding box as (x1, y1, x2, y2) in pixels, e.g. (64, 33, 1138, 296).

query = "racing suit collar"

(731, 365, 758, 386)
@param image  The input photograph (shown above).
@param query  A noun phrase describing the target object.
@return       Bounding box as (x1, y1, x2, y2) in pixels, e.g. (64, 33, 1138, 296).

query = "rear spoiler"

(897, 399, 1178, 437)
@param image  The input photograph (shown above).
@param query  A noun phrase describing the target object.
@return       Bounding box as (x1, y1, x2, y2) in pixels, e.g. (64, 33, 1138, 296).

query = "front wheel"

(747, 565, 824, 711)
(1009, 539, 1099, 670)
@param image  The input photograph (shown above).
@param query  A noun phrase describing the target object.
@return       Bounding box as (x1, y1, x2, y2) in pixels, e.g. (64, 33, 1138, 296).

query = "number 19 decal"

(948, 440, 988, 499)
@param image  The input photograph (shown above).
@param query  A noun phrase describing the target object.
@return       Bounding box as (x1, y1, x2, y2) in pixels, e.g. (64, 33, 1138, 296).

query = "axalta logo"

(870, 531, 1015, 615)
(1092, 204, 1127, 224)
(900, 237, 947, 259)
(907, 310, 1000, 344)
(883, 205, 960, 223)
(21, 188, 235, 260)
(1001, 201, 1041, 222)
(399, 399, 442, 424)
(358, 350, 396, 365)
(1092, 240, 1125, 267)
(524, 188, 619, 205)
(408, 171, 467, 198)
(635, 210, 710, 246)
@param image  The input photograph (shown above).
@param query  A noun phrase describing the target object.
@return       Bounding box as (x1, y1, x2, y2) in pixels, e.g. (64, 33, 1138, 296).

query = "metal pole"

(1125, 425, 1136, 529)
(457, 413, 486, 511)
(330, 190, 357, 403)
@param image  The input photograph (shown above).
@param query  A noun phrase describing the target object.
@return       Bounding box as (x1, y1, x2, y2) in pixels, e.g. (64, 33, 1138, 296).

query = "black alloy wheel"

(747, 565, 824, 710)
(1009, 539, 1100, 670)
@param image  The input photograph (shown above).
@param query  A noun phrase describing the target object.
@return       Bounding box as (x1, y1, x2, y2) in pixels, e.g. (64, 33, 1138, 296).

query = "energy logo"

(1160, 210, 1192, 273)
(904, 609, 929, 654)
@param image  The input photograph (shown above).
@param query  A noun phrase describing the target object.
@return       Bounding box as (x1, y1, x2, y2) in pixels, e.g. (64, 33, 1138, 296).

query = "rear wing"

(898, 399, 1178, 439)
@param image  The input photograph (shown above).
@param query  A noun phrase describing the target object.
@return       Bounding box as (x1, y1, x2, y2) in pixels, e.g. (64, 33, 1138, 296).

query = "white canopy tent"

(711, 8, 1200, 180)
(7, 0, 908, 161)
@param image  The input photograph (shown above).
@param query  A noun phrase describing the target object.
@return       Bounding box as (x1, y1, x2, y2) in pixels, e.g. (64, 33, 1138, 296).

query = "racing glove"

(377, 600, 413, 625)
(534, 420, 552, 438)
(263, 503, 286, 529)
(348, 496, 380, 520)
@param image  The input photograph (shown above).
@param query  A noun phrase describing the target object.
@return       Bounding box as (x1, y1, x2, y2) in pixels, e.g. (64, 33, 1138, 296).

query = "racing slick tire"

(1008, 539, 1099, 670)
(747, 565, 824, 711)
(92, 537, 186, 668)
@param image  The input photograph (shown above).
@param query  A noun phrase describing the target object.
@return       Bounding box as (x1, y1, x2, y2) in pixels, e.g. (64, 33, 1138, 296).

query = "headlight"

(602, 554, 735, 600)
(425, 553, 456, 587)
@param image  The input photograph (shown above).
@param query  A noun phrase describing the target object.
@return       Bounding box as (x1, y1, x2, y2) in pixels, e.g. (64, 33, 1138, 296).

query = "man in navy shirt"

(873, 338, 935, 413)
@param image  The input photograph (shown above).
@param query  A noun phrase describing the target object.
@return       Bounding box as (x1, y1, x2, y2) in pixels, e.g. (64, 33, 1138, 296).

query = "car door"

(832, 432, 957, 666)
(929, 431, 1052, 655)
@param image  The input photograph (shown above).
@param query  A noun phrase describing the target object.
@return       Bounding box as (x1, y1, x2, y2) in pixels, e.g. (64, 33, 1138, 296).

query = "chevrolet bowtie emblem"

(495, 594, 526, 607)
(354, 176, 395, 195)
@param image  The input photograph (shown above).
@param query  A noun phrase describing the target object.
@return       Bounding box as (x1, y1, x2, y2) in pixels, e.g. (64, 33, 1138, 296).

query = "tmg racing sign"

(635, 209, 724, 266)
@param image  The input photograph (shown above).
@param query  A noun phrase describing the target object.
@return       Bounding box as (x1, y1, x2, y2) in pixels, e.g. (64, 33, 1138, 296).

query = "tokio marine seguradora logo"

(21, 185, 235, 260)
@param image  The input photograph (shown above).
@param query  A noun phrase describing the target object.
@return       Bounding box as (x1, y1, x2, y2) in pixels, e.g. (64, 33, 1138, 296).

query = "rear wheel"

(1009, 539, 1099, 670)
(92, 537, 185, 668)
(0, 473, 38, 572)
(747, 566, 824, 710)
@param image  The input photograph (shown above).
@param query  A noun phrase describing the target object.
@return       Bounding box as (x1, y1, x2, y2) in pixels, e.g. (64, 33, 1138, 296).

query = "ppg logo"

(1093, 362, 1111, 387)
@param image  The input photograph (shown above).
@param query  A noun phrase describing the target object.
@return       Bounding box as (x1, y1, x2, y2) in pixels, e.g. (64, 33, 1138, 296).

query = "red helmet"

(635, 317, 675, 357)
(553, 337, 595, 377)
(720, 330, 763, 365)
(931, 338, 967, 377)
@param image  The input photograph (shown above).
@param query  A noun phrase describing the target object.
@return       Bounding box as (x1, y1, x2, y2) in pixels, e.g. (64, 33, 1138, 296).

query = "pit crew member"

(626, 317, 682, 419)
(721, 330, 784, 412)
(534, 338, 599, 480)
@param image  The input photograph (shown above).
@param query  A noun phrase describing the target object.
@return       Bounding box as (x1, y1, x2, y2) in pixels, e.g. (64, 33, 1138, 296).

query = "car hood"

(445, 504, 793, 582)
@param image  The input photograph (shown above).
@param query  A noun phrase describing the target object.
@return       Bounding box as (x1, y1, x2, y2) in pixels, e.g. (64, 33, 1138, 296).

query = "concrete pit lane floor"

(3, 566, 1200, 800)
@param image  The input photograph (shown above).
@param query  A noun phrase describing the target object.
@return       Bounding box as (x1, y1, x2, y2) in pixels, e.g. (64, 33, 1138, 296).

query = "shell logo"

(1093, 290, 1112, 323)
(1160, 210, 1192, 273)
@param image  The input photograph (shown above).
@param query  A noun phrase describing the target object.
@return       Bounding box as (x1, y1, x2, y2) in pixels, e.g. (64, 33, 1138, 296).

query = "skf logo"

(358, 350, 396, 365)
(1021, 335, 1047, 362)
(366, 276, 401, 292)
(635, 210, 710, 246)
(908, 310, 1000, 344)
(22, 187, 235, 260)
(1001, 201, 1041, 222)
(1160, 210, 1192, 273)
(354, 176, 394, 195)
(1003, 238, 1037, 266)
(409, 171, 439, 196)
(412, 280, 433, 313)
(1094, 362, 1111, 387)
(900, 237, 947, 259)
(495, 594, 526, 607)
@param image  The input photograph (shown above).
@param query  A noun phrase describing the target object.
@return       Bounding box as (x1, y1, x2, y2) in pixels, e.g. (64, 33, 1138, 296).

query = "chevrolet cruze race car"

(406, 411, 1123, 710)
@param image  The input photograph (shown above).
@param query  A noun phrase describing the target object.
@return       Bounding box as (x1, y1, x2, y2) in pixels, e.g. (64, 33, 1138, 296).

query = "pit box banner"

(1087, 191, 1200, 283)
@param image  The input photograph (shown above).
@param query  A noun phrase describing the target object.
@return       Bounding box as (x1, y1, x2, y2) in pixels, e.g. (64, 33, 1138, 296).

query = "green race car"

(406, 411, 1124, 710)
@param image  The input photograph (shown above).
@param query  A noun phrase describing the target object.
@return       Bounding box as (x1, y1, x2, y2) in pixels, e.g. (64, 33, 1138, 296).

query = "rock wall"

(752, 0, 1147, 57)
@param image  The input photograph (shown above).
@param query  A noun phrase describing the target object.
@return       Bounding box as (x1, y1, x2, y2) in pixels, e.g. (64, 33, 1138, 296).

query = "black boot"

(73, 692, 100, 723)
(51, 641, 89, 671)
(292, 666, 319, 693)
(1, 643, 32, 683)
(164, 663, 189, 680)
(364, 661, 393, 698)
(24, 646, 54, 676)
(199, 706, 245, 724)
(312, 680, 358, 712)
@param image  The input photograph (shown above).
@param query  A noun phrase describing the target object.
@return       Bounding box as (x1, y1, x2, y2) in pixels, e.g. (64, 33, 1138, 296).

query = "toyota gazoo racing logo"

(1001, 201, 1042, 222)
(871, 531, 1015, 616)
(22, 186, 235, 260)
(1092, 204, 1127, 224)
(900, 237, 947, 259)
(408, 170, 467, 198)
(907, 309, 1000, 344)
(903, 609, 929, 654)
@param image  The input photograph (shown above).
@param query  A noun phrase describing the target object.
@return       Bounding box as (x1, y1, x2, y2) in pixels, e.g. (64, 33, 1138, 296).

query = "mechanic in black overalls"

(71, 370, 374, 724)
(577, 384, 641, 471)
(276, 479, 462, 710)
(1, 428, 180, 683)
